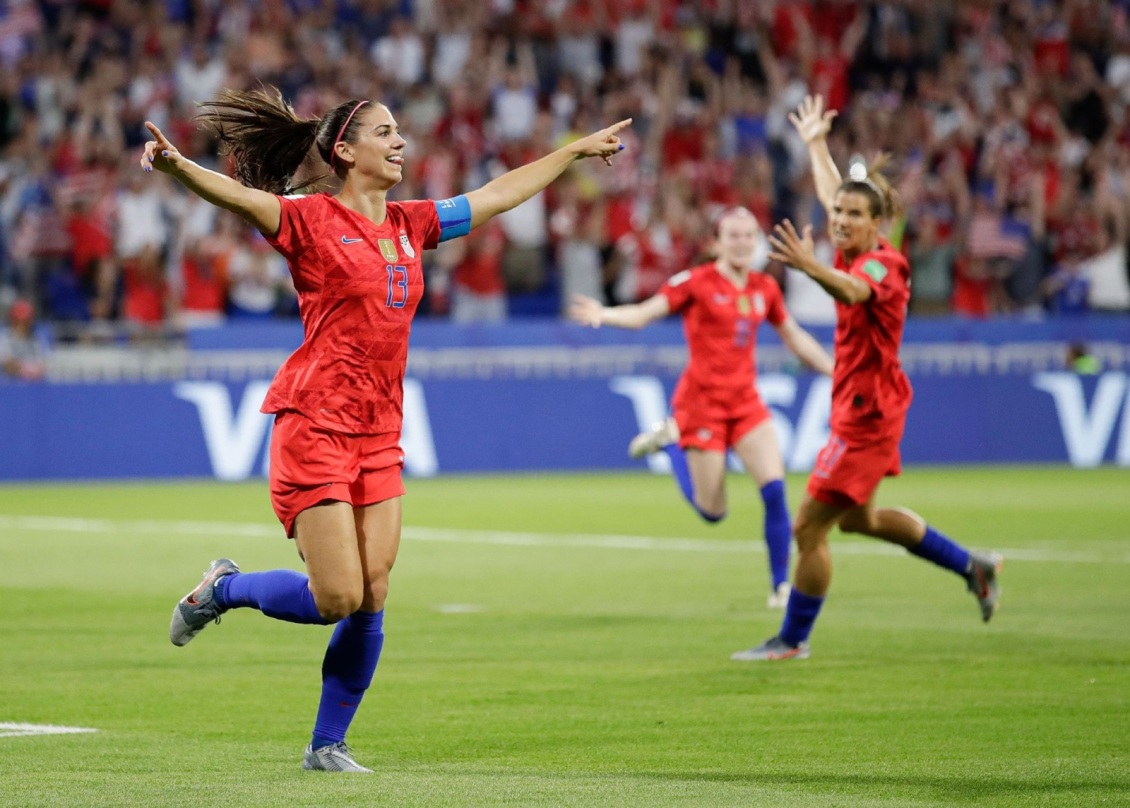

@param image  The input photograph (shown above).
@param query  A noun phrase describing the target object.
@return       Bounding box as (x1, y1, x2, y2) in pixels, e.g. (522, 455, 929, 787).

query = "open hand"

(139, 121, 181, 174)
(768, 219, 817, 272)
(788, 95, 837, 145)
(572, 119, 633, 167)
(568, 294, 604, 327)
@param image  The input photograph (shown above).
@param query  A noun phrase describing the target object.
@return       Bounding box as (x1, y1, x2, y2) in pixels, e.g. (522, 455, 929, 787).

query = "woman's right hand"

(788, 95, 837, 145)
(567, 294, 604, 328)
(140, 121, 182, 174)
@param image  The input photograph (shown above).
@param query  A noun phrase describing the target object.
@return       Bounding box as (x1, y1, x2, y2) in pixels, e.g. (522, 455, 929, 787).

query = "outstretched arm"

(768, 220, 871, 306)
(464, 120, 631, 229)
(140, 121, 281, 236)
(774, 316, 834, 376)
(568, 293, 670, 330)
(788, 95, 842, 216)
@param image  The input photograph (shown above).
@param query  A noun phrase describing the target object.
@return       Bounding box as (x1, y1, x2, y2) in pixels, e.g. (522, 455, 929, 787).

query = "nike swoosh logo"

(341, 236, 364, 244)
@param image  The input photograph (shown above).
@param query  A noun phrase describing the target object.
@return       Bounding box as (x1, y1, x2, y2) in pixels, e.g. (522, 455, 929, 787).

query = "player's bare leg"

(684, 448, 727, 518)
(733, 495, 842, 661)
(838, 497, 1003, 622)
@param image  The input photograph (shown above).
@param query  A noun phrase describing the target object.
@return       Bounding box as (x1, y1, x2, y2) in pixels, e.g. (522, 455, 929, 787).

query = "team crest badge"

(737, 295, 750, 315)
(753, 292, 765, 316)
(378, 238, 398, 263)
(398, 233, 415, 259)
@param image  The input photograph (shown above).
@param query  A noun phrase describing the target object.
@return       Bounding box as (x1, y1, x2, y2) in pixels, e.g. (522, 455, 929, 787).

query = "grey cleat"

(965, 551, 1003, 623)
(731, 635, 810, 661)
(169, 558, 239, 647)
(302, 742, 373, 773)
(628, 417, 680, 459)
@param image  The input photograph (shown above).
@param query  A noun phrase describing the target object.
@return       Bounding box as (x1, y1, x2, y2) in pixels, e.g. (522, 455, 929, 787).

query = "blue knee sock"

(312, 610, 385, 748)
(662, 444, 724, 523)
(909, 526, 971, 576)
(760, 479, 791, 590)
(216, 570, 327, 624)
(779, 589, 825, 647)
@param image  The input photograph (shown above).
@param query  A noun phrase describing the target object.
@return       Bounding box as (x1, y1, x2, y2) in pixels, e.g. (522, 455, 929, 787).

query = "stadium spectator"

(1, 1, 1130, 331)
(569, 206, 834, 610)
(0, 297, 47, 380)
(741, 95, 1003, 662)
(149, 85, 629, 772)
(435, 218, 508, 323)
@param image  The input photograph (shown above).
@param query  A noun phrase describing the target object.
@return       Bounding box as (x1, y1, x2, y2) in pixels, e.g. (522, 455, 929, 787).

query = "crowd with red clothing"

(1, 0, 1129, 337)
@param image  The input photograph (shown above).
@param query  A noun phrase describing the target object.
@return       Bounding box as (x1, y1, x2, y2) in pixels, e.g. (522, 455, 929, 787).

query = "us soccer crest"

(398, 233, 415, 259)
(378, 238, 398, 263)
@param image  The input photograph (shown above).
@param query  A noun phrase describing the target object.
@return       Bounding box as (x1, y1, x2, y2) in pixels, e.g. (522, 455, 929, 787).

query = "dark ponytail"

(839, 153, 903, 221)
(197, 87, 371, 194)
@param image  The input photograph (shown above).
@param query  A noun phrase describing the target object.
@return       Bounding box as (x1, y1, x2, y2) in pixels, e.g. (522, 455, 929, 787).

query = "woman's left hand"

(571, 119, 633, 166)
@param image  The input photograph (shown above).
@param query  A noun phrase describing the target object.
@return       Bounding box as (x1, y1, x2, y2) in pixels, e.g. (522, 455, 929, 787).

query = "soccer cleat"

(731, 635, 810, 661)
(628, 417, 680, 459)
(965, 551, 1003, 623)
(767, 582, 792, 609)
(169, 558, 239, 647)
(302, 742, 373, 773)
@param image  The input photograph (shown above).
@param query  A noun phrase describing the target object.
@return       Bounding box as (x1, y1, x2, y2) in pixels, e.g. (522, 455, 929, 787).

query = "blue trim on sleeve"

(434, 195, 472, 242)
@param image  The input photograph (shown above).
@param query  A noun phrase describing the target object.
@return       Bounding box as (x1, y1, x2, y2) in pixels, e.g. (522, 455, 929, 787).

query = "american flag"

(966, 210, 1029, 260)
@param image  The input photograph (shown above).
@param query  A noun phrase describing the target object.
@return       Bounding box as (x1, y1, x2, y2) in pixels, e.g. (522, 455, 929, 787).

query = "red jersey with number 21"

(262, 193, 441, 435)
(660, 263, 787, 413)
(830, 238, 913, 441)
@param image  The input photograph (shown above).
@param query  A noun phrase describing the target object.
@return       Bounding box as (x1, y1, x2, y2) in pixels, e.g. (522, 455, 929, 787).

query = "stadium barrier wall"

(2, 368, 1129, 481)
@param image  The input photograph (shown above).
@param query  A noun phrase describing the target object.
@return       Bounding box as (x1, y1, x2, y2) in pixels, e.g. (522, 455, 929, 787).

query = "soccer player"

(568, 207, 834, 609)
(733, 94, 1003, 661)
(143, 88, 629, 770)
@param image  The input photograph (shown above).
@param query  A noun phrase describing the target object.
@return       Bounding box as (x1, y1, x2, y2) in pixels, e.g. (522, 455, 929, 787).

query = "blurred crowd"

(2, 0, 1130, 346)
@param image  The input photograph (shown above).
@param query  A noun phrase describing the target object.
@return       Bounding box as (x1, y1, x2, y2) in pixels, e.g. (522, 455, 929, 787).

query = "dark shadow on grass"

(623, 770, 1130, 798)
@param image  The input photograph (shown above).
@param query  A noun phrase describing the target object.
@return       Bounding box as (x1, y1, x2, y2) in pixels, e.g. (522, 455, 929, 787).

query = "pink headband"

(330, 100, 369, 168)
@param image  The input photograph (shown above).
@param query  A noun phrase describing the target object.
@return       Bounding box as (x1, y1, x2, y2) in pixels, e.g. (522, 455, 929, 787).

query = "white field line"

(0, 515, 1125, 564)
(0, 723, 98, 738)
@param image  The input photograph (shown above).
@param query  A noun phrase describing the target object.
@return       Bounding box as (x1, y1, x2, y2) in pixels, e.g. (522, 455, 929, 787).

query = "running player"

(733, 94, 1002, 661)
(569, 207, 834, 609)
(143, 87, 630, 769)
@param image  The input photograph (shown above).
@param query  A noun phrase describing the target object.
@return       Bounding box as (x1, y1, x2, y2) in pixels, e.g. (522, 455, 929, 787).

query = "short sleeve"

(660, 269, 695, 313)
(397, 200, 442, 251)
(264, 194, 316, 261)
(763, 277, 788, 326)
(849, 251, 906, 303)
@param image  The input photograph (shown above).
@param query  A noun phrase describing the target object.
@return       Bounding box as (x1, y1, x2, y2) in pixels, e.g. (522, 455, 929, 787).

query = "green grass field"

(1, 467, 1128, 807)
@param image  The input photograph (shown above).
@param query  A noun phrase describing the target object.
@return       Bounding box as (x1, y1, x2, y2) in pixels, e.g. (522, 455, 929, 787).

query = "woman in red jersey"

(569, 207, 834, 611)
(732, 95, 1003, 662)
(142, 87, 629, 771)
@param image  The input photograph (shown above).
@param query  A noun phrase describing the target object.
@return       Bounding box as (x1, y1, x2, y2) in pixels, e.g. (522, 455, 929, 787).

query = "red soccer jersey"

(660, 263, 787, 409)
(830, 238, 913, 440)
(262, 193, 441, 434)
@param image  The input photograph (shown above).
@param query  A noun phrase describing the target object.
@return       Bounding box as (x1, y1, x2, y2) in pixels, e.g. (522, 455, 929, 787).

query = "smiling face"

(335, 103, 407, 189)
(830, 189, 880, 257)
(715, 209, 760, 270)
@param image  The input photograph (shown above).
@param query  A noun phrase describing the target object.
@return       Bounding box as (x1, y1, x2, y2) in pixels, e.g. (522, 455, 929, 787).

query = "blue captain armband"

(434, 195, 472, 242)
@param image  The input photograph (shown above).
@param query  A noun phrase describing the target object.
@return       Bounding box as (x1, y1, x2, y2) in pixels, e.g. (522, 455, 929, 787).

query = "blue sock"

(217, 570, 327, 624)
(662, 444, 724, 523)
(760, 479, 791, 590)
(909, 526, 971, 576)
(312, 610, 385, 748)
(779, 589, 825, 647)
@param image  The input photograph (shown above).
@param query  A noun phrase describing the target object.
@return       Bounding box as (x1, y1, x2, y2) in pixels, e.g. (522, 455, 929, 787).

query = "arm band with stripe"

(433, 195, 472, 242)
